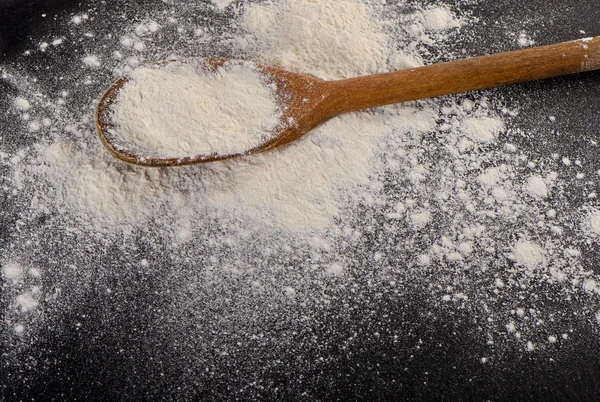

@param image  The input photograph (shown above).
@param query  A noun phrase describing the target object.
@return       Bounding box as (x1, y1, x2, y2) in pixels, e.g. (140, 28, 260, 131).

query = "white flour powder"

(2, 262, 23, 280)
(422, 6, 461, 31)
(109, 60, 282, 158)
(582, 208, 600, 236)
(462, 116, 505, 143)
(511, 240, 545, 271)
(525, 175, 548, 198)
(35, 110, 404, 232)
(83, 54, 101, 67)
(211, 0, 235, 10)
(238, 0, 391, 80)
(14, 97, 30, 111)
(3, 0, 600, 377)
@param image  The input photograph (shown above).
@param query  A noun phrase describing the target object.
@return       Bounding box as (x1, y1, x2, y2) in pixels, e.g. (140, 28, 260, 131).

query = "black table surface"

(1, 0, 600, 401)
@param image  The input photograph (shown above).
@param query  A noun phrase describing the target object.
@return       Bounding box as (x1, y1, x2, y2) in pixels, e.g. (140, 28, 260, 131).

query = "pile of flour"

(108, 60, 282, 158)
(11, 0, 412, 233)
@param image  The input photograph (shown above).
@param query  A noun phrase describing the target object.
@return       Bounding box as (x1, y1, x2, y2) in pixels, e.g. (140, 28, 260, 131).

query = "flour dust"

(1, 0, 600, 395)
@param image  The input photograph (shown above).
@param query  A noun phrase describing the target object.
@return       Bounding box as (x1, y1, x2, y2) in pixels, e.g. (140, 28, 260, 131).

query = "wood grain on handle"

(331, 37, 600, 112)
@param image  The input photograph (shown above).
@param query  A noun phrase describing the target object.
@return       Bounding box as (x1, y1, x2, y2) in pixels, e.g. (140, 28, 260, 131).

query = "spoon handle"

(332, 37, 600, 112)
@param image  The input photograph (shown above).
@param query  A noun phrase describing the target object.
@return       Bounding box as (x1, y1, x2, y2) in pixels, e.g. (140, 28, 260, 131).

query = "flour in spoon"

(108, 60, 282, 158)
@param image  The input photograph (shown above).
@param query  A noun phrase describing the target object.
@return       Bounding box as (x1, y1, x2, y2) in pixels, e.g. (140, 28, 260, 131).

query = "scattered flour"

(14, 97, 30, 111)
(410, 210, 432, 228)
(120, 36, 134, 48)
(108, 60, 282, 158)
(511, 240, 545, 271)
(83, 55, 101, 67)
(582, 208, 600, 235)
(14, 324, 25, 335)
(3, 0, 600, 387)
(34, 108, 428, 231)
(477, 167, 502, 187)
(326, 262, 344, 276)
(15, 293, 38, 311)
(71, 14, 87, 25)
(461, 117, 504, 143)
(590, 213, 600, 234)
(16, 292, 39, 312)
(2, 262, 24, 280)
(239, 0, 391, 80)
(134, 21, 160, 36)
(211, 0, 235, 10)
(517, 33, 536, 47)
(584, 279, 597, 292)
(422, 6, 461, 31)
(525, 175, 548, 198)
(16, 0, 443, 233)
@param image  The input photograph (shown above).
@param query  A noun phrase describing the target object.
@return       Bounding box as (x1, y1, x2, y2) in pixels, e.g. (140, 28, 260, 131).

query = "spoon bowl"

(97, 37, 600, 167)
(96, 58, 335, 167)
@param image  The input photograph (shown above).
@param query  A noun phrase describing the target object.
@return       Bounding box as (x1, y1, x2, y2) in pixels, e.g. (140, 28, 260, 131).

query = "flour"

(517, 33, 536, 47)
(4, 0, 600, 392)
(477, 167, 502, 187)
(16, 0, 442, 233)
(135, 21, 160, 36)
(13, 324, 25, 335)
(422, 6, 461, 31)
(14, 97, 30, 111)
(211, 0, 235, 10)
(491, 186, 511, 202)
(33, 109, 417, 232)
(239, 0, 391, 80)
(410, 210, 432, 228)
(15, 293, 39, 312)
(511, 240, 545, 271)
(461, 116, 505, 143)
(582, 208, 600, 235)
(524, 175, 548, 198)
(83, 55, 101, 67)
(326, 262, 345, 276)
(120, 36, 134, 48)
(108, 60, 282, 158)
(2, 262, 24, 280)
(583, 279, 597, 292)
(590, 213, 600, 234)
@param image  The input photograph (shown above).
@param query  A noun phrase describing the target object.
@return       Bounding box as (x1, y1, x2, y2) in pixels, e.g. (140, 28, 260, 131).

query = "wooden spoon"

(96, 36, 600, 167)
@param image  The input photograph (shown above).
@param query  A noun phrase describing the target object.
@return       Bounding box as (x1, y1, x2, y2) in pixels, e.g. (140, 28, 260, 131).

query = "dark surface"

(1, 0, 600, 401)
(0, 0, 82, 58)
